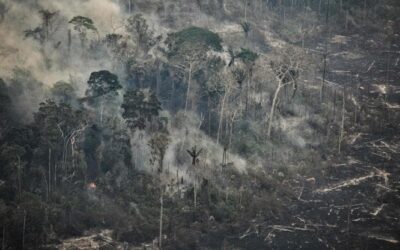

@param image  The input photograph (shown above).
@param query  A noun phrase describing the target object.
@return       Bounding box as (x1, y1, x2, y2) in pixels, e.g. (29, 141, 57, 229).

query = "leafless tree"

(149, 132, 170, 249)
(267, 51, 300, 138)
(187, 146, 202, 209)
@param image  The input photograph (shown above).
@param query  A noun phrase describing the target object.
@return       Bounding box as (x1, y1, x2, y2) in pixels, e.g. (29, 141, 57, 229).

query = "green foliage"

(125, 58, 148, 85)
(121, 88, 162, 130)
(100, 128, 132, 173)
(165, 26, 223, 60)
(85, 70, 122, 99)
(50, 81, 76, 104)
(198, 57, 226, 99)
(69, 16, 97, 32)
(148, 132, 170, 172)
(232, 68, 247, 86)
(33, 99, 85, 178)
(105, 33, 123, 46)
(206, 56, 226, 72)
(34, 100, 82, 143)
(169, 26, 222, 50)
(126, 14, 160, 52)
(236, 48, 258, 64)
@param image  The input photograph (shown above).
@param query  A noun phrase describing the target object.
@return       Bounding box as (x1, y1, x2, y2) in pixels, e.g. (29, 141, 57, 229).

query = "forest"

(0, 0, 399, 249)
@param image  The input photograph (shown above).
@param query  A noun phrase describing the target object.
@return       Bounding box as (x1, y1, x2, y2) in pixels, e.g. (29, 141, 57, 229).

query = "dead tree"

(217, 83, 231, 145)
(320, 0, 331, 102)
(222, 146, 228, 166)
(338, 89, 346, 154)
(187, 146, 202, 210)
(267, 54, 299, 138)
(187, 146, 202, 166)
(149, 132, 170, 250)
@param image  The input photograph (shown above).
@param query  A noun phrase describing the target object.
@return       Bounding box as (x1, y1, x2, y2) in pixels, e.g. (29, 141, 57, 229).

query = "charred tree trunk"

(22, 210, 26, 250)
(217, 88, 229, 144)
(184, 62, 193, 115)
(320, 0, 330, 102)
(159, 187, 163, 249)
(17, 156, 22, 202)
(267, 81, 286, 138)
(339, 89, 345, 153)
(48, 148, 51, 200)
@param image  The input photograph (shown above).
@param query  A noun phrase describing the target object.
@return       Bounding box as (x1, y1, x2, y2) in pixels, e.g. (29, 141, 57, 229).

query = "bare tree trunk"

(333, 90, 337, 121)
(17, 156, 22, 201)
(48, 148, 51, 200)
(267, 81, 284, 138)
(208, 96, 211, 134)
(320, 54, 327, 102)
(176, 169, 180, 193)
(245, 71, 252, 112)
(320, 0, 330, 102)
(217, 88, 229, 144)
(54, 163, 57, 189)
(170, 80, 175, 110)
(159, 187, 163, 250)
(67, 29, 72, 57)
(244, 0, 248, 22)
(100, 101, 104, 125)
(228, 111, 237, 149)
(339, 90, 345, 153)
(184, 62, 193, 115)
(194, 178, 197, 209)
(156, 61, 161, 97)
(22, 210, 26, 250)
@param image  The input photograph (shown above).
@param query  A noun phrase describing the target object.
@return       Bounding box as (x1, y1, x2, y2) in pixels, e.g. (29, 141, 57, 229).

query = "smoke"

(0, 0, 122, 87)
(0, 0, 127, 121)
(164, 111, 250, 184)
(128, 110, 251, 187)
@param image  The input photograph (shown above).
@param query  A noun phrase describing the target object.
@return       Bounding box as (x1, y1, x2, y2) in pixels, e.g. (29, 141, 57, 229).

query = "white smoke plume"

(0, 0, 122, 87)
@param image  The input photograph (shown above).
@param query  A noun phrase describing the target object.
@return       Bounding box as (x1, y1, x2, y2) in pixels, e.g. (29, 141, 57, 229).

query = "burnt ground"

(231, 13, 400, 250)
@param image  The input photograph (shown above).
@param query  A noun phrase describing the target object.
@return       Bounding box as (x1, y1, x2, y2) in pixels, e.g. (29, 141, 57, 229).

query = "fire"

(87, 182, 96, 189)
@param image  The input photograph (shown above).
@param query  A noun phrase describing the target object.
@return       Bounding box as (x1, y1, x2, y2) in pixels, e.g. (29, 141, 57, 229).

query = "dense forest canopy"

(0, 0, 399, 249)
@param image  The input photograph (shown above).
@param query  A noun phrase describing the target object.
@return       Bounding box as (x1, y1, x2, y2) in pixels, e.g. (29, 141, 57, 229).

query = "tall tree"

(186, 146, 202, 211)
(236, 48, 258, 112)
(267, 52, 299, 138)
(33, 100, 84, 197)
(149, 131, 170, 250)
(84, 70, 122, 124)
(165, 26, 223, 115)
(69, 16, 98, 49)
